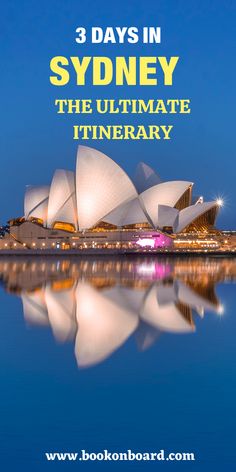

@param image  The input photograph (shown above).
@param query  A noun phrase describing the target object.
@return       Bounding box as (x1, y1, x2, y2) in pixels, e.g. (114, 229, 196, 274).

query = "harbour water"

(0, 256, 235, 470)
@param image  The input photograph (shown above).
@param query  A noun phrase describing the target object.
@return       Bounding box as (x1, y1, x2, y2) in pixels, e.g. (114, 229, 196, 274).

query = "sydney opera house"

(0, 145, 225, 251)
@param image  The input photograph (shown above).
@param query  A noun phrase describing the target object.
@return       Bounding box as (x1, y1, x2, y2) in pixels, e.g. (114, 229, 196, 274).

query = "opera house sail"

(0, 145, 224, 252)
(24, 185, 50, 226)
(76, 146, 137, 230)
(47, 169, 77, 231)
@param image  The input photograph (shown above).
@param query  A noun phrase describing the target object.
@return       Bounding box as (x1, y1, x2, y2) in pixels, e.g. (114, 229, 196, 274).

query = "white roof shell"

(47, 170, 77, 229)
(76, 146, 137, 230)
(192, 195, 204, 205)
(134, 162, 161, 193)
(176, 201, 217, 233)
(156, 205, 179, 231)
(24, 185, 50, 224)
(103, 198, 148, 227)
(139, 181, 193, 228)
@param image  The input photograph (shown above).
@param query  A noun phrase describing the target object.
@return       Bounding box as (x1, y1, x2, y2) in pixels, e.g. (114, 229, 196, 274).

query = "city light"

(217, 304, 225, 315)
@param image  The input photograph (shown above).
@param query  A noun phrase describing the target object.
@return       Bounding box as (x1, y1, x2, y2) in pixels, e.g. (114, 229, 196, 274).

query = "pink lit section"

(136, 238, 155, 248)
(135, 234, 172, 249)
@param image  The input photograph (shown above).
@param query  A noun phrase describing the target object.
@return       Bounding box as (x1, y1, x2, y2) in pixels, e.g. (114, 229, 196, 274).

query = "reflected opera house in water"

(1, 256, 235, 368)
(1, 145, 234, 253)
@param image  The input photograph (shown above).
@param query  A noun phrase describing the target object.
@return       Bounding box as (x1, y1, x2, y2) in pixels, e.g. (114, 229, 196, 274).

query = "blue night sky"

(1, 0, 235, 228)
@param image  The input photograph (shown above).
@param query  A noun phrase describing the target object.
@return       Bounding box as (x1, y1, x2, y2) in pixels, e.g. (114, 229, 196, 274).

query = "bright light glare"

(137, 263, 156, 275)
(216, 198, 224, 207)
(217, 304, 225, 315)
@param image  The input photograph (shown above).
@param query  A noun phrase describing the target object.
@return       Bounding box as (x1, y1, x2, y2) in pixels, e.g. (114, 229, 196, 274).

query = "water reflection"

(0, 256, 235, 368)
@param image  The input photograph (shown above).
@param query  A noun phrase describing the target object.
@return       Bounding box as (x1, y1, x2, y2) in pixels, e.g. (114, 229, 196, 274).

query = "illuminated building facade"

(0, 145, 225, 252)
